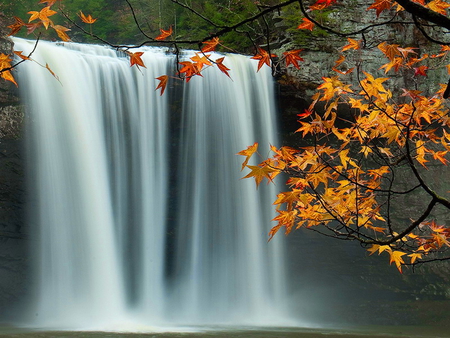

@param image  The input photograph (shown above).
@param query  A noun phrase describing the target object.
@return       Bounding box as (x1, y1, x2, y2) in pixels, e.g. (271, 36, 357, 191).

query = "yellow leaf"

(237, 143, 258, 170)
(389, 250, 406, 273)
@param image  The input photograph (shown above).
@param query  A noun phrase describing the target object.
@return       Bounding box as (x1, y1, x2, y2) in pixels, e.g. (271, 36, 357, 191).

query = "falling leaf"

(155, 26, 173, 41)
(78, 11, 97, 24)
(155, 75, 168, 96)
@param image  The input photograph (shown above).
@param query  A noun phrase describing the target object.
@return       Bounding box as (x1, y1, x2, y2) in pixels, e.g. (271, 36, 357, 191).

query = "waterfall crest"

(14, 38, 290, 329)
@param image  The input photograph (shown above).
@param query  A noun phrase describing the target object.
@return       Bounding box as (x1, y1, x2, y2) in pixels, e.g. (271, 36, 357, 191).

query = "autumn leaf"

(179, 61, 201, 81)
(201, 37, 220, 52)
(389, 250, 406, 273)
(378, 42, 400, 61)
(215, 57, 231, 78)
(13, 51, 31, 61)
(39, 0, 60, 5)
(297, 109, 312, 119)
(52, 24, 71, 42)
(242, 164, 277, 187)
(78, 11, 97, 24)
(190, 53, 212, 68)
(341, 38, 361, 52)
(283, 50, 304, 69)
(0, 53, 17, 86)
(297, 18, 314, 31)
(367, 0, 393, 16)
(28, 6, 57, 29)
(413, 65, 428, 77)
(155, 75, 168, 96)
(427, 0, 450, 14)
(310, 0, 337, 10)
(25, 22, 43, 35)
(155, 26, 173, 41)
(408, 253, 422, 264)
(251, 47, 275, 72)
(237, 142, 258, 170)
(7, 17, 25, 36)
(128, 51, 146, 68)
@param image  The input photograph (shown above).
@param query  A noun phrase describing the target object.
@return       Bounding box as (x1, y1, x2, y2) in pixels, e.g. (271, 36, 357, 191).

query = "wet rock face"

(0, 25, 29, 318)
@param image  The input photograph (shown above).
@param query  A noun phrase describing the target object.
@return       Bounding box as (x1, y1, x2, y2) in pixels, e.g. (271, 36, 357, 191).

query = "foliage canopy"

(2, 0, 450, 272)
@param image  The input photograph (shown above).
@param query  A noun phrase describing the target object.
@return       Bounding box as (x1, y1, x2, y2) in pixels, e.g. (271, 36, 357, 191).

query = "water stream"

(14, 38, 292, 330)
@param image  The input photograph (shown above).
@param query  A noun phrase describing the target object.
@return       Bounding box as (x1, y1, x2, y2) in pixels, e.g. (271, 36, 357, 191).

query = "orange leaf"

(251, 47, 275, 72)
(179, 61, 201, 82)
(155, 26, 173, 41)
(201, 37, 220, 52)
(215, 57, 231, 78)
(78, 11, 97, 24)
(7, 17, 25, 36)
(367, 0, 393, 16)
(13, 51, 30, 60)
(237, 142, 258, 170)
(155, 75, 168, 96)
(389, 250, 406, 273)
(242, 164, 277, 187)
(128, 51, 146, 68)
(52, 24, 71, 42)
(283, 49, 304, 70)
(427, 0, 450, 14)
(28, 6, 57, 29)
(297, 18, 314, 31)
(413, 65, 428, 77)
(310, 0, 337, 10)
(341, 38, 361, 51)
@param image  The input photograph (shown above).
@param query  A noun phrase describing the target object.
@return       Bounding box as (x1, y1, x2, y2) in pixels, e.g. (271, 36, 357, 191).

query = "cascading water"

(14, 38, 290, 330)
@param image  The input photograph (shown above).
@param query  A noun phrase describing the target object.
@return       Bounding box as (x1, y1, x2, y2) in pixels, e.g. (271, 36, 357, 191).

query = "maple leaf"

(52, 24, 71, 42)
(78, 11, 97, 24)
(190, 53, 212, 68)
(39, 0, 60, 5)
(242, 164, 277, 187)
(25, 22, 43, 35)
(179, 61, 201, 82)
(283, 50, 304, 69)
(155, 26, 173, 41)
(0, 53, 18, 86)
(155, 75, 168, 96)
(378, 42, 400, 61)
(427, 0, 450, 14)
(215, 57, 231, 78)
(251, 47, 275, 72)
(297, 109, 313, 119)
(413, 65, 428, 77)
(389, 250, 406, 273)
(237, 142, 258, 170)
(367, 0, 393, 16)
(201, 37, 220, 53)
(128, 51, 146, 68)
(13, 51, 31, 61)
(341, 38, 360, 52)
(297, 18, 314, 31)
(8, 17, 25, 36)
(408, 253, 422, 264)
(310, 0, 337, 10)
(28, 6, 57, 29)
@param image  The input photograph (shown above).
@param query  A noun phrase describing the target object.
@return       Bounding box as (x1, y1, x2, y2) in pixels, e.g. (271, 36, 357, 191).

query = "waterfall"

(14, 38, 289, 330)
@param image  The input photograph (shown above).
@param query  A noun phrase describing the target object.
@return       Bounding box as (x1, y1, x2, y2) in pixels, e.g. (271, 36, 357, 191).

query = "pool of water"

(0, 326, 449, 338)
